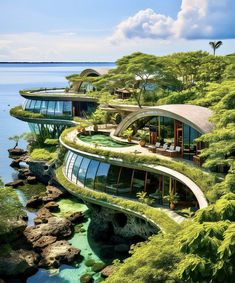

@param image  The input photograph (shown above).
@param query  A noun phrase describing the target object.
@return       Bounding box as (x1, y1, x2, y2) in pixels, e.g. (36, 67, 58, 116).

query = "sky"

(0, 0, 234, 61)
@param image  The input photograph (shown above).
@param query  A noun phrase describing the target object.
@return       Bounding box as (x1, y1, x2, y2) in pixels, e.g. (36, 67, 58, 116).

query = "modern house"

(10, 68, 109, 137)
(10, 67, 213, 213)
(60, 104, 212, 210)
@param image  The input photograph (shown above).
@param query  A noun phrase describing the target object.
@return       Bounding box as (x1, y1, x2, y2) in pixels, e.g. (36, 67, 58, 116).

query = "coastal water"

(0, 62, 115, 282)
(0, 62, 114, 183)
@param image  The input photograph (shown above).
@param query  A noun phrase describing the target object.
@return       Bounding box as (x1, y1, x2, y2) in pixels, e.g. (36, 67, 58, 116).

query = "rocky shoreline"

(0, 148, 116, 283)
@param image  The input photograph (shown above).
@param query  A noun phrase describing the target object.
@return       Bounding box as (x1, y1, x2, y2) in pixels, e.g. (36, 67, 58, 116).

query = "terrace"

(60, 124, 213, 211)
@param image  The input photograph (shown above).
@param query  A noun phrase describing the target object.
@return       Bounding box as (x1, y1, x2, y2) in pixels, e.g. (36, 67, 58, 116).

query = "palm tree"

(209, 41, 223, 55)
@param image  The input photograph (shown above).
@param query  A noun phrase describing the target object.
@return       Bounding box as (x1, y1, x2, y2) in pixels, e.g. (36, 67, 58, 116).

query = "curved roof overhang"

(60, 138, 208, 209)
(21, 94, 98, 102)
(13, 116, 76, 126)
(114, 104, 213, 136)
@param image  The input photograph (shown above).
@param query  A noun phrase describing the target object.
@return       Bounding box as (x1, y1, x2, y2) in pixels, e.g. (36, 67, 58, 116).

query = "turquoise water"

(0, 63, 115, 282)
(79, 132, 133, 148)
(28, 198, 105, 283)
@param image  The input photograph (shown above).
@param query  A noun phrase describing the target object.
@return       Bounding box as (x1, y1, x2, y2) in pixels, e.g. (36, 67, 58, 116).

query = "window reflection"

(77, 158, 91, 184)
(85, 160, 100, 188)
(95, 162, 110, 191)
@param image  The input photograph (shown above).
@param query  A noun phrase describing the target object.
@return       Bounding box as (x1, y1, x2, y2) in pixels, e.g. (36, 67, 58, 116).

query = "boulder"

(18, 168, 30, 179)
(101, 265, 116, 278)
(42, 186, 64, 202)
(10, 159, 22, 168)
(39, 240, 80, 268)
(26, 176, 37, 184)
(67, 211, 84, 224)
(80, 273, 93, 283)
(26, 195, 43, 209)
(24, 217, 73, 243)
(34, 208, 53, 224)
(5, 179, 24, 188)
(8, 148, 27, 157)
(0, 249, 39, 277)
(44, 201, 59, 212)
(91, 262, 106, 272)
(32, 235, 57, 250)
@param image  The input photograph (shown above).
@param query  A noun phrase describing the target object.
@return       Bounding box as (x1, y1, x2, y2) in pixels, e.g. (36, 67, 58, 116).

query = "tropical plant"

(137, 130, 148, 141)
(121, 128, 133, 142)
(136, 191, 154, 206)
(163, 190, 179, 209)
(209, 41, 223, 55)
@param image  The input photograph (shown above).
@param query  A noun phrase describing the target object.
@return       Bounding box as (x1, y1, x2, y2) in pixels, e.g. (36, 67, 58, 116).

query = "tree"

(164, 51, 227, 89)
(209, 41, 223, 55)
(8, 134, 23, 149)
(95, 52, 181, 108)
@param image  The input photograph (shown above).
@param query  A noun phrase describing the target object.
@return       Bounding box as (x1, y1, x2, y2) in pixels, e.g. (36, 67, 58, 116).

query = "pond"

(79, 132, 133, 148)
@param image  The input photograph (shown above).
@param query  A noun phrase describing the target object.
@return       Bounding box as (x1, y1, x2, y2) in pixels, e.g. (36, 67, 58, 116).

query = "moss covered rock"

(85, 258, 96, 267)
(80, 273, 93, 283)
(92, 262, 106, 272)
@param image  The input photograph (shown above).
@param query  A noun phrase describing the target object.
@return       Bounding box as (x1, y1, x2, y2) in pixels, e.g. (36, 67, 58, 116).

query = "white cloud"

(110, 0, 235, 43)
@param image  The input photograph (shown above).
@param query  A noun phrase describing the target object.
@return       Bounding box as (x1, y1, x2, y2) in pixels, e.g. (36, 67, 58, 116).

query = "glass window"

(64, 151, 71, 165)
(77, 157, 91, 185)
(29, 100, 37, 110)
(72, 155, 83, 183)
(24, 99, 31, 110)
(84, 160, 100, 188)
(160, 117, 174, 143)
(183, 124, 190, 149)
(67, 153, 77, 180)
(63, 101, 72, 116)
(47, 101, 56, 115)
(54, 101, 63, 116)
(40, 101, 49, 115)
(118, 167, 133, 191)
(34, 100, 42, 113)
(95, 162, 110, 191)
(132, 169, 145, 192)
(107, 165, 121, 186)
(65, 152, 74, 177)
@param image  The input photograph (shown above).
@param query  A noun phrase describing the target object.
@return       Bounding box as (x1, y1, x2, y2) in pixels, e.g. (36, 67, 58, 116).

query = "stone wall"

(87, 202, 158, 240)
(27, 160, 54, 184)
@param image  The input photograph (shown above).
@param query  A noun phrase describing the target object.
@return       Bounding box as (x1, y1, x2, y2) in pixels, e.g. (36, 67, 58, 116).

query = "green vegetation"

(61, 127, 217, 201)
(10, 105, 43, 119)
(96, 52, 234, 283)
(56, 166, 180, 233)
(17, 183, 46, 199)
(95, 52, 181, 108)
(30, 146, 58, 162)
(10, 105, 73, 121)
(106, 195, 235, 283)
(91, 262, 106, 272)
(0, 188, 26, 236)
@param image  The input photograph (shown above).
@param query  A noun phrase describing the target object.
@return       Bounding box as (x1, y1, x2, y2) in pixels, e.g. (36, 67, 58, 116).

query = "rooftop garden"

(10, 105, 74, 121)
(60, 126, 218, 202)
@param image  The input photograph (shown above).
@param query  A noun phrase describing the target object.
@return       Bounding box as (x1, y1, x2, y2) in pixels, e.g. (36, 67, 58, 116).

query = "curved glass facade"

(23, 99, 72, 117)
(28, 122, 68, 138)
(64, 150, 198, 208)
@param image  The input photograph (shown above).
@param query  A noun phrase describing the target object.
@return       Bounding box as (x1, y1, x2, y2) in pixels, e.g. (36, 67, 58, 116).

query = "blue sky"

(0, 0, 234, 61)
